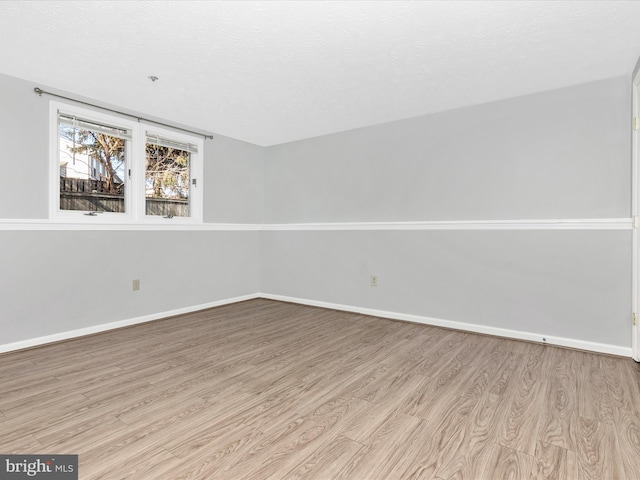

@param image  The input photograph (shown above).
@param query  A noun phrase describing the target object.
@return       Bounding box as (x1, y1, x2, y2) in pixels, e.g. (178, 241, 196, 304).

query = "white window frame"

(140, 123, 204, 225)
(49, 101, 203, 224)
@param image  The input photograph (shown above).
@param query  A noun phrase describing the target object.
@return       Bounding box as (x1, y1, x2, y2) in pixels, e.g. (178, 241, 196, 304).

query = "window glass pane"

(58, 120, 126, 213)
(145, 142, 190, 217)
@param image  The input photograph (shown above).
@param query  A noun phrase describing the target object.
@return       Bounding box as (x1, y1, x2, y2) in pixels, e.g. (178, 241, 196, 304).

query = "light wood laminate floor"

(1, 299, 640, 479)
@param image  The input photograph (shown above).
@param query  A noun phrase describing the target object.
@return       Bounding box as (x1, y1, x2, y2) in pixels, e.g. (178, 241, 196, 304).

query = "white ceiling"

(1, 1, 640, 146)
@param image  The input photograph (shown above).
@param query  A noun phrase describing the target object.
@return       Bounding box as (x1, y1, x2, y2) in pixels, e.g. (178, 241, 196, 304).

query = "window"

(145, 131, 198, 218)
(57, 112, 130, 214)
(50, 101, 203, 223)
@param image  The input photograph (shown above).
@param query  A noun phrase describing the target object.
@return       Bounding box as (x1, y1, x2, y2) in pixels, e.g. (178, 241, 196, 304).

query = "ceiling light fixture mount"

(148, 75, 159, 82)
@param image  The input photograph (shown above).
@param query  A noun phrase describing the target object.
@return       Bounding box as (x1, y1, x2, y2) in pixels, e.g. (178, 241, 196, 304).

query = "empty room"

(2, 1, 640, 478)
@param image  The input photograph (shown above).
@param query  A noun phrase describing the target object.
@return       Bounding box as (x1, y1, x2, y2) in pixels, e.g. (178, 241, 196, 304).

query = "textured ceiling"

(1, 1, 640, 146)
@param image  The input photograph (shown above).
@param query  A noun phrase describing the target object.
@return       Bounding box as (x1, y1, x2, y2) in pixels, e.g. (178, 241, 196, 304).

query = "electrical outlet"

(132, 279, 140, 291)
(370, 275, 378, 287)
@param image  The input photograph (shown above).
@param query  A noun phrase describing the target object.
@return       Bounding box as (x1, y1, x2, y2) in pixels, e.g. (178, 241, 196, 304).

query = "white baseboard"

(0, 293, 260, 354)
(1, 218, 630, 231)
(260, 293, 633, 358)
(1, 292, 631, 358)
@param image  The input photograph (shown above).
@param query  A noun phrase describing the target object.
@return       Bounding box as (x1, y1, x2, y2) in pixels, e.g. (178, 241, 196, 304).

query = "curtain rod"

(34, 87, 214, 140)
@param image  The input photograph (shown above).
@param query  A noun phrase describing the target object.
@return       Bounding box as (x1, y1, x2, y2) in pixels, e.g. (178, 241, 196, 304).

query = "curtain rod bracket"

(34, 87, 43, 96)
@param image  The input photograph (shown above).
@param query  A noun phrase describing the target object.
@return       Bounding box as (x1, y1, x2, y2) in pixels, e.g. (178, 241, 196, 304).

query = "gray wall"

(206, 133, 264, 224)
(0, 73, 49, 219)
(262, 76, 633, 349)
(0, 230, 260, 345)
(0, 72, 263, 346)
(261, 230, 631, 347)
(264, 77, 630, 222)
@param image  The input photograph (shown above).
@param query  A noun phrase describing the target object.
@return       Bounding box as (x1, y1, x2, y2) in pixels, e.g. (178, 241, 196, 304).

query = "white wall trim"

(260, 293, 632, 358)
(0, 293, 260, 354)
(262, 218, 632, 231)
(0, 218, 631, 231)
(0, 220, 262, 231)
